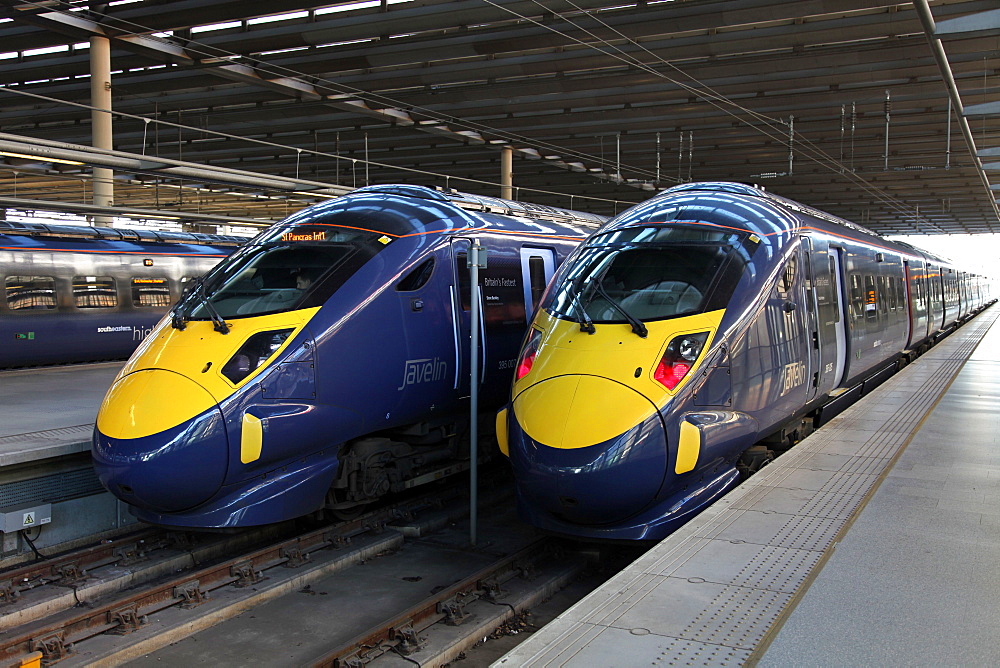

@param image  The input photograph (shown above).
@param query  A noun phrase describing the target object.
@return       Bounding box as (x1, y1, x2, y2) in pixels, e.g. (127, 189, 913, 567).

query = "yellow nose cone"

(513, 375, 658, 450)
(97, 369, 218, 439)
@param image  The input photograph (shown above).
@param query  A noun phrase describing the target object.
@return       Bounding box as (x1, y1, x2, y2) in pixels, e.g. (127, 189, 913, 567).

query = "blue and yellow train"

(498, 182, 993, 540)
(92, 185, 603, 528)
(1, 220, 239, 368)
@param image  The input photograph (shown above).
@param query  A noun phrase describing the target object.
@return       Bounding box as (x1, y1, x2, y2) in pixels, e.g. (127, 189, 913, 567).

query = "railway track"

(0, 481, 625, 667)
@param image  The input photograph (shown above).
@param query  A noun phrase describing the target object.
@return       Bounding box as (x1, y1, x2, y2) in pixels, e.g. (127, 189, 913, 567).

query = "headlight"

(221, 329, 294, 384)
(515, 328, 542, 381)
(653, 332, 709, 390)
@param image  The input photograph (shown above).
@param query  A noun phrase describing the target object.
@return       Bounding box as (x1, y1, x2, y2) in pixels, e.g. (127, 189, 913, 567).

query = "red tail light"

(653, 332, 709, 390)
(654, 360, 692, 390)
(516, 329, 542, 381)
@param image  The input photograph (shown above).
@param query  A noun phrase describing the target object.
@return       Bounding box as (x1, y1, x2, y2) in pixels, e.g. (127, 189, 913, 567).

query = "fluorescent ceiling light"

(0, 151, 85, 166)
(293, 191, 339, 198)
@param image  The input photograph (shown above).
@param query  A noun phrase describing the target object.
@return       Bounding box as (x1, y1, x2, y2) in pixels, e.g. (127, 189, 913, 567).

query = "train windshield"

(179, 225, 387, 322)
(545, 226, 748, 325)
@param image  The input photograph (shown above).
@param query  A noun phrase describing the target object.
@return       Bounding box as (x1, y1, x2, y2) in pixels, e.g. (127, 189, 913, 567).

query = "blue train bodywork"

(0, 222, 239, 368)
(500, 183, 993, 540)
(93, 185, 602, 528)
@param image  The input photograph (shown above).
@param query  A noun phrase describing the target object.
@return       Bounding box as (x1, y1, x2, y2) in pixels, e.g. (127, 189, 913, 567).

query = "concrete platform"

(495, 305, 1000, 666)
(0, 362, 131, 561)
(0, 362, 121, 466)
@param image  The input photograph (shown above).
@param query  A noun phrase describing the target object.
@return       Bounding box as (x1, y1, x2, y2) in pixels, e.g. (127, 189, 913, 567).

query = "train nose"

(508, 375, 667, 525)
(93, 369, 229, 513)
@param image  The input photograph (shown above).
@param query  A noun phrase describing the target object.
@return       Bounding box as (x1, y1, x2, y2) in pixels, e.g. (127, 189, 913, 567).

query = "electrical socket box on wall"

(0, 504, 52, 533)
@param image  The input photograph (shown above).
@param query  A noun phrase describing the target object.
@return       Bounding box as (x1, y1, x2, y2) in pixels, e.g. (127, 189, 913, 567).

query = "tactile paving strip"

(0, 424, 92, 446)
(651, 638, 750, 666)
(498, 308, 1000, 667)
(680, 585, 792, 648)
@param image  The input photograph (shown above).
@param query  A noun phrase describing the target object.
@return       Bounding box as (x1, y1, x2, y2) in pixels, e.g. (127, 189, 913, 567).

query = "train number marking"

(397, 357, 448, 391)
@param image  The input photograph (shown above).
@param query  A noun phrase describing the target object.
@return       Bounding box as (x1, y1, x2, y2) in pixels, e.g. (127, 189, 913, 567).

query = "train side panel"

(501, 182, 994, 541)
(93, 186, 599, 528)
(0, 234, 233, 368)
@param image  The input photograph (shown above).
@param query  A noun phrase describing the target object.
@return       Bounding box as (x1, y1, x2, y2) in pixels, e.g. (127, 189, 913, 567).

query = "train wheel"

(737, 445, 775, 479)
(330, 504, 367, 521)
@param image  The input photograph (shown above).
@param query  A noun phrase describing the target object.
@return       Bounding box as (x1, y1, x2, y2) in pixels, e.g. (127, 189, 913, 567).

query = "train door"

(904, 259, 928, 348)
(800, 238, 822, 401)
(520, 247, 555, 323)
(450, 239, 478, 398)
(771, 245, 811, 413)
(828, 247, 848, 387)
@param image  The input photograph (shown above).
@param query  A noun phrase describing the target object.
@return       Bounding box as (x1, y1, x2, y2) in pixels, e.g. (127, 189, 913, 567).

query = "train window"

(73, 276, 118, 308)
(131, 277, 171, 307)
(454, 252, 472, 310)
(864, 275, 877, 318)
(548, 241, 743, 323)
(849, 274, 864, 318)
(397, 258, 435, 292)
(190, 242, 370, 319)
(776, 256, 797, 297)
(5, 275, 57, 310)
(877, 276, 890, 311)
(527, 256, 547, 308)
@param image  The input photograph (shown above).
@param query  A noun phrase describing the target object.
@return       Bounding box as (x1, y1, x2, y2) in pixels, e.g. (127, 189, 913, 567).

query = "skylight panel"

(23, 45, 70, 57)
(248, 11, 309, 25)
(316, 0, 412, 15)
(191, 21, 242, 34)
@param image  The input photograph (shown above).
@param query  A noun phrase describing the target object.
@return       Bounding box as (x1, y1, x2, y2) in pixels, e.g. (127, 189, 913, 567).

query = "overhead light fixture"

(0, 151, 85, 166)
(292, 191, 339, 199)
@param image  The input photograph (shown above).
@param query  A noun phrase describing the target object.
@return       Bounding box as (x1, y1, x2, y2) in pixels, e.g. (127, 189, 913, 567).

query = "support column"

(90, 36, 114, 223)
(500, 146, 513, 200)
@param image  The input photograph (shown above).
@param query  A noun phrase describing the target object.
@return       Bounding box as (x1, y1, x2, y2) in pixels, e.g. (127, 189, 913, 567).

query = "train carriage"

(0, 221, 241, 368)
(499, 182, 991, 541)
(92, 185, 603, 528)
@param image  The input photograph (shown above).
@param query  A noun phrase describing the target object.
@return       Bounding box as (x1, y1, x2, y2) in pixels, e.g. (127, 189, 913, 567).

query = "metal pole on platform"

(468, 242, 486, 546)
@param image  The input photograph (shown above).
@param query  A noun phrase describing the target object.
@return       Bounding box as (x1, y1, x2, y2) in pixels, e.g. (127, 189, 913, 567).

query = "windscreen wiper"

(594, 279, 648, 338)
(171, 275, 208, 331)
(571, 292, 596, 334)
(196, 284, 230, 334)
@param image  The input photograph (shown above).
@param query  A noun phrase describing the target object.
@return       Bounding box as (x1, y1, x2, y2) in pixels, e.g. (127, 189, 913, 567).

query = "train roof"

(350, 184, 607, 228)
(0, 219, 247, 247)
(658, 182, 883, 240)
(648, 183, 968, 268)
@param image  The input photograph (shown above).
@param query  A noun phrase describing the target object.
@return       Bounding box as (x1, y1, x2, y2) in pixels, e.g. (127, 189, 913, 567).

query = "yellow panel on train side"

(117, 307, 321, 403)
(513, 309, 725, 405)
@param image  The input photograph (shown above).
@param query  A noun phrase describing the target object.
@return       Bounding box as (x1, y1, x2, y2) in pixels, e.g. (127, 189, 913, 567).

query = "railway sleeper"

(280, 546, 310, 568)
(106, 604, 147, 635)
(230, 560, 264, 588)
(31, 633, 71, 664)
(0, 579, 19, 605)
(393, 624, 423, 655)
(437, 591, 478, 626)
(172, 579, 208, 609)
(113, 544, 149, 567)
(479, 576, 507, 602)
(53, 563, 86, 587)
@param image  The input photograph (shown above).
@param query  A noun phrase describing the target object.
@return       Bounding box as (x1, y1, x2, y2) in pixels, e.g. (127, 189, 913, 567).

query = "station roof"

(0, 0, 997, 235)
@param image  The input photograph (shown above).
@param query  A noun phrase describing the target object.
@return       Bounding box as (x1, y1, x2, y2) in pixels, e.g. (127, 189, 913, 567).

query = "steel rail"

(1, 527, 166, 604)
(309, 538, 556, 668)
(0, 506, 401, 665)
